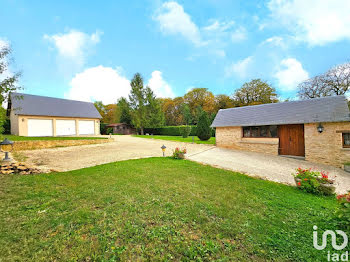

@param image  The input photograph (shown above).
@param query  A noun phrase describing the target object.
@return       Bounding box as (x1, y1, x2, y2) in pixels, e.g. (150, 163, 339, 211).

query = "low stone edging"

(12, 138, 112, 151)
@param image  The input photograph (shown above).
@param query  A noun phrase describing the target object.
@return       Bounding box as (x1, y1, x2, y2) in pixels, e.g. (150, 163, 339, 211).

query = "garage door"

(56, 120, 76, 136)
(28, 119, 53, 137)
(79, 120, 95, 135)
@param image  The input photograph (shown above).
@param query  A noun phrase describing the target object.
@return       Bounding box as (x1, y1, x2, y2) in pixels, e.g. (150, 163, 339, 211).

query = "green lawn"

(0, 135, 107, 141)
(133, 135, 216, 144)
(0, 158, 338, 261)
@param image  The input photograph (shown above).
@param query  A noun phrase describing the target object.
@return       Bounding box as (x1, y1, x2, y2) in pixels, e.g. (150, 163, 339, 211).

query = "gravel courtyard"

(18, 135, 213, 172)
(16, 135, 350, 193)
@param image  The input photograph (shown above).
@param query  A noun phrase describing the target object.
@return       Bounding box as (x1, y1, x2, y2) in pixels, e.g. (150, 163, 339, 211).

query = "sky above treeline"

(1, 0, 350, 104)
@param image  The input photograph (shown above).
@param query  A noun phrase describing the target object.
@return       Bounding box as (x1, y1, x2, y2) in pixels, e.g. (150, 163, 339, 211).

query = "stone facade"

(305, 122, 350, 168)
(12, 138, 111, 151)
(216, 126, 279, 155)
(216, 122, 350, 168)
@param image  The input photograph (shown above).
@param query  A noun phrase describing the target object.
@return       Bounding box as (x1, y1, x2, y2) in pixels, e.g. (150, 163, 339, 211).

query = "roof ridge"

(220, 95, 347, 112)
(11, 92, 95, 104)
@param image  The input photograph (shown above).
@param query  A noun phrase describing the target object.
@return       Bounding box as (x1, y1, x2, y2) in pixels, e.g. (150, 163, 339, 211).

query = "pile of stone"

(0, 162, 41, 175)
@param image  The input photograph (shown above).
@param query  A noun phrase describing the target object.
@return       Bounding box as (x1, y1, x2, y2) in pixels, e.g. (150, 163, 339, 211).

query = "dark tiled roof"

(10, 93, 102, 119)
(106, 123, 130, 127)
(211, 96, 350, 127)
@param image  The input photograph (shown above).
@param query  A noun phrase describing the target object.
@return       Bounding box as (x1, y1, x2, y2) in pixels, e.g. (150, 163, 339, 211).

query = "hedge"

(143, 125, 215, 137)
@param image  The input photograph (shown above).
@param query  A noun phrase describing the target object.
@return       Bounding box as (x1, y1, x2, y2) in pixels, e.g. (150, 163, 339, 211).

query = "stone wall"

(12, 138, 111, 151)
(305, 122, 350, 168)
(216, 126, 279, 155)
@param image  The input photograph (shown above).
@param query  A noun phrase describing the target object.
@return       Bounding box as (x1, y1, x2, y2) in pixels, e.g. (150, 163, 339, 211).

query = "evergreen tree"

(128, 73, 164, 134)
(197, 110, 212, 141)
(144, 87, 164, 128)
(117, 97, 132, 124)
(129, 73, 147, 134)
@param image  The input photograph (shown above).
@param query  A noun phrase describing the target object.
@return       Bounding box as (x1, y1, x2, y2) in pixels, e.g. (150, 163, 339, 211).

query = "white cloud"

(225, 56, 253, 78)
(203, 20, 235, 33)
(153, 2, 247, 53)
(274, 58, 309, 90)
(147, 70, 175, 98)
(66, 67, 174, 104)
(231, 26, 247, 42)
(261, 36, 286, 48)
(268, 0, 350, 45)
(44, 30, 102, 67)
(66, 65, 131, 104)
(153, 1, 202, 46)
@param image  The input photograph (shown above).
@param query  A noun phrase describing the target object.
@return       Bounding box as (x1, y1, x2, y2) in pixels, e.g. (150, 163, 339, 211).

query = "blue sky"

(1, 0, 350, 104)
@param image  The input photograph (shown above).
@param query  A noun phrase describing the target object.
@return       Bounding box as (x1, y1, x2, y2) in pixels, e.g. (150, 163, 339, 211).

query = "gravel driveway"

(187, 147, 350, 194)
(19, 135, 213, 172)
(17, 135, 350, 193)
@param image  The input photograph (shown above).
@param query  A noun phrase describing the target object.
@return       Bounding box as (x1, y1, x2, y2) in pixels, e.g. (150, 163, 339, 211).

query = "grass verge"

(0, 158, 338, 261)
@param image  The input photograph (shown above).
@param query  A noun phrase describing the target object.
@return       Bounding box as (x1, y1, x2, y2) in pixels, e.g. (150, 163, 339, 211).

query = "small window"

(343, 133, 350, 148)
(242, 125, 278, 138)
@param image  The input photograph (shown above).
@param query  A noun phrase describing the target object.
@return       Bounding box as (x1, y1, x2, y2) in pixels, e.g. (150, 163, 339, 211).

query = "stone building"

(211, 96, 350, 168)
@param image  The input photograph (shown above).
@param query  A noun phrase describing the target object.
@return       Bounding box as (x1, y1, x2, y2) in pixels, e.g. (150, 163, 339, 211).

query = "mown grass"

(0, 158, 339, 261)
(133, 135, 216, 145)
(0, 135, 107, 141)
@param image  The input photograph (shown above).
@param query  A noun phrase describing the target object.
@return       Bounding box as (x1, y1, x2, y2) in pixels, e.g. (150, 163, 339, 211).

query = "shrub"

(336, 192, 350, 230)
(100, 123, 108, 135)
(180, 126, 191, 138)
(292, 168, 335, 196)
(197, 111, 212, 141)
(106, 127, 113, 135)
(172, 147, 187, 159)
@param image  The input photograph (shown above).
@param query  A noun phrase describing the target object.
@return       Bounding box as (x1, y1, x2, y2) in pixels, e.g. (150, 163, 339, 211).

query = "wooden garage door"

(28, 119, 53, 137)
(278, 124, 305, 157)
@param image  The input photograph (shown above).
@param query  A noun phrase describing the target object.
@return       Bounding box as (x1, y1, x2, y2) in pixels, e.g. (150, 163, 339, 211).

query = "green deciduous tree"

(214, 94, 234, 111)
(232, 79, 278, 106)
(182, 104, 192, 125)
(184, 88, 215, 123)
(197, 110, 212, 141)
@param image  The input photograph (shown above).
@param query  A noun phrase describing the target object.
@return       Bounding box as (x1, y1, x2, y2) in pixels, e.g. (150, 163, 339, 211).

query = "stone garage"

(211, 96, 350, 168)
(8, 93, 101, 137)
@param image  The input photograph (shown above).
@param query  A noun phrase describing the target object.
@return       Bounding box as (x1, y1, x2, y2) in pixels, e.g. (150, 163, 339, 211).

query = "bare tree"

(323, 63, 350, 95)
(297, 75, 331, 99)
(298, 62, 350, 99)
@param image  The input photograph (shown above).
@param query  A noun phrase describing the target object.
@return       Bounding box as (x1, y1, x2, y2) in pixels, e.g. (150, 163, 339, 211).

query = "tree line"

(96, 61, 350, 134)
(96, 78, 280, 134)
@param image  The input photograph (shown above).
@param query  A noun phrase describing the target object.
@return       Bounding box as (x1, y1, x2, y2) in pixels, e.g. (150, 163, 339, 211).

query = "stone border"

(12, 138, 112, 151)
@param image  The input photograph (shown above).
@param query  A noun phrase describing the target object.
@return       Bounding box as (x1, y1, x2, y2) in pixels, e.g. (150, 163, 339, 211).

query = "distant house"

(8, 93, 101, 137)
(106, 123, 135, 135)
(211, 96, 350, 168)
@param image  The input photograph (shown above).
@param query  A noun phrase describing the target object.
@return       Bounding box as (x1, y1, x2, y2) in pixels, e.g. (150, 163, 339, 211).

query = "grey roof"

(211, 96, 350, 127)
(10, 93, 102, 119)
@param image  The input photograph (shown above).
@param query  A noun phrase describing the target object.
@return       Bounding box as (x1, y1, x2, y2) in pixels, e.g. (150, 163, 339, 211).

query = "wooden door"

(278, 124, 305, 157)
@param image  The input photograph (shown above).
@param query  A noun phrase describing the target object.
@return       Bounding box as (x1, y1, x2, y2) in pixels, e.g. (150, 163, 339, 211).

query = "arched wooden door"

(278, 124, 305, 157)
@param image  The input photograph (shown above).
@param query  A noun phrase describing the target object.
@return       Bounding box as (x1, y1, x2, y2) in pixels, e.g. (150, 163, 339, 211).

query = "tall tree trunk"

(140, 127, 144, 135)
